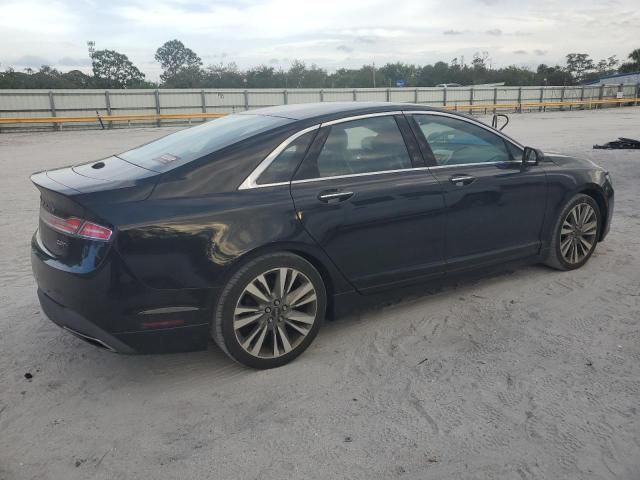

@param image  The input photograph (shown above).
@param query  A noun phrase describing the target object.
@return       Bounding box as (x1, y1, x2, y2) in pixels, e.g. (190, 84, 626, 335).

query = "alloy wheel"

(233, 267, 318, 358)
(560, 203, 597, 264)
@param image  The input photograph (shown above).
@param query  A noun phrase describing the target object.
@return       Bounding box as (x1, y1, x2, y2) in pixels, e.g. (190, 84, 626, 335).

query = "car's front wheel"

(212, 252, 326, 369)
(545, 193, 601, 271)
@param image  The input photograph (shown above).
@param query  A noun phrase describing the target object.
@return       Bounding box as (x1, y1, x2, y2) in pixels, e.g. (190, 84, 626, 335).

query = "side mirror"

(523, 146, 544, 165)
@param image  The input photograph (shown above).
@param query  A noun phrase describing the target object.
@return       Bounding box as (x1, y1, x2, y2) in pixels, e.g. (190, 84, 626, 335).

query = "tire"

(211, 252, 326, 369)
(545, 194, 601, 271)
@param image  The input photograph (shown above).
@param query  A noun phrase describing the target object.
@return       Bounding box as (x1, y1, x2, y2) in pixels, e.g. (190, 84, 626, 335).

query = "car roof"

(239, 101, 440, 123)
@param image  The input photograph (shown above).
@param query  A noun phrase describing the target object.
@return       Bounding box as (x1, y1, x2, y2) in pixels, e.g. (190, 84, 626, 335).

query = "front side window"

(413, 115, 512, 166)
(295, 115, 412, 180)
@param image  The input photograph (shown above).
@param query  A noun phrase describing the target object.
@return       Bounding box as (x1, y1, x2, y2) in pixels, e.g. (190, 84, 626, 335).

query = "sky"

(0, 0, 637, 81)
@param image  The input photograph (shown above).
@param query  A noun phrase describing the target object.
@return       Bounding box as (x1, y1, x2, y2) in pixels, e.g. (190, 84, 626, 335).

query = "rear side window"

(118, 114, 293, 172)
(295, 115, 412, 180)
(256, 130, 317, 185)
(413, 115, 512, 166)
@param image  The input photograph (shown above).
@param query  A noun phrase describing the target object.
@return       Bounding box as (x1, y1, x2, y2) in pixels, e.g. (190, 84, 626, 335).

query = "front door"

(409, 113, 548, 271)
(290, 114, 447, 292)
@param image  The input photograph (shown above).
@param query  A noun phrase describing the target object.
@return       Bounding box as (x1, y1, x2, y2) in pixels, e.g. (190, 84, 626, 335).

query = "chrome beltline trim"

(291, 167, 430, 184)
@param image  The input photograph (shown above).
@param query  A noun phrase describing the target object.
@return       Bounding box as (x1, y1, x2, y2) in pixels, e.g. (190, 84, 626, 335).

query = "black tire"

(545, 193, 601, 271)
(211, 252, 326, 369)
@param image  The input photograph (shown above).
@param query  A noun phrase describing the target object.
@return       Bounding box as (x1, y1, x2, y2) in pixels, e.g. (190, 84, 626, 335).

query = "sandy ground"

(0, 108, 639, 480)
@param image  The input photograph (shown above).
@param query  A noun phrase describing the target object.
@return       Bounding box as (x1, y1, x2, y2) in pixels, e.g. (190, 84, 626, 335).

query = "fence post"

(580, 86, 585, 110)
(539, 86, 544, 112)
(320, 89, 324, 102)
(598, 84, 604, 109)
(443, 88, 447, 107)
(469, 87, 474, 106)
(243, 90, 249, 110)
(517, 87, 522, 113)
(352, 89, 357, 101)
(414, 88, 418, 103)
(492, 87, 497, 113)
(104, 90, 113, 129)
(154, 90, 161, 127)
(618, 83, 623, 107)
(636, 83, 640, 106)
(48, 90, 58, 131)
(560, 86, 565, 111)
(283, 89, 288, 105)
(200, 90, 206, 113)
(385, 88, 390, 102)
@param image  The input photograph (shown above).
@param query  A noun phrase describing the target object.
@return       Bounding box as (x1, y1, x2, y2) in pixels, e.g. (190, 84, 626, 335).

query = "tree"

(565, 53, 594, 82)
(91, 49, 145, 88)
(620, 48, 640, 73)
(155, 40, 202, 83)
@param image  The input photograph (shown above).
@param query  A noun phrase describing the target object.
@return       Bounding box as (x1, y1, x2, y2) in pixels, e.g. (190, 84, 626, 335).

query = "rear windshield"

(118, 113, 293, 172)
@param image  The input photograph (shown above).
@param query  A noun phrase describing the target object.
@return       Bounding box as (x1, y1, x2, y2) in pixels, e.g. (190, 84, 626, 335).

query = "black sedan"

(30, 102, 614, 368)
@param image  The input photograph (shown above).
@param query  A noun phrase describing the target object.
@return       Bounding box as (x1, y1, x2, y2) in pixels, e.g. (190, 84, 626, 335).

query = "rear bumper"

(38, 288, 210, 354)
(32, 231, 214, 354)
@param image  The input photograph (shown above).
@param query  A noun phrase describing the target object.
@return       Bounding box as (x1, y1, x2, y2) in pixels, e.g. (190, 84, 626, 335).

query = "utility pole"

(372, 61, 376, 88)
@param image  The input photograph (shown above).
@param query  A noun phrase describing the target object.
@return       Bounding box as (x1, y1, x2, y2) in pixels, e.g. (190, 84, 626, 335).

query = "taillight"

(77, 222, 112, 241)
(40, 208, 112, 241)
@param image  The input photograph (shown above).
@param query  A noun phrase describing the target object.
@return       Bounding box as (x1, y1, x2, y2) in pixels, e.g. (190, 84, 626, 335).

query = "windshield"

(118, 113, 293, 172)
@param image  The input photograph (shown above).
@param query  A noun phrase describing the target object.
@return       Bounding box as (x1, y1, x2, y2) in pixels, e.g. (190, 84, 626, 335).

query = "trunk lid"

(31, 157, 157, 269)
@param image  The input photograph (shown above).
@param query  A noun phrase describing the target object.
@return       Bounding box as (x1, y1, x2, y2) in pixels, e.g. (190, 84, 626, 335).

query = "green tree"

(619, 48, 640, 73)
(91, 49, 145, 88)
(155, 40, 202, 83)
(565, 53, 594, 82)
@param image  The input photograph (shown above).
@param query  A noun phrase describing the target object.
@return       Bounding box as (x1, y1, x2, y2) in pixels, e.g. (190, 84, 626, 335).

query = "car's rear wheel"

(212, 252, 326, 369)
(545, 194, 601, 271)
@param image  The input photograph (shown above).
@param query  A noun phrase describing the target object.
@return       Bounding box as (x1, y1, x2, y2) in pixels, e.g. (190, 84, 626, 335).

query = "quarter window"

(295, 115, 412, 180)
(256, 130, 317, 185)
(413, 115, 513, 166)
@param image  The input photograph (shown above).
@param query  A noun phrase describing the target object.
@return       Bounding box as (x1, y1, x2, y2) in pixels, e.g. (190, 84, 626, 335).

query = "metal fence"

(1, 83, 639, 131)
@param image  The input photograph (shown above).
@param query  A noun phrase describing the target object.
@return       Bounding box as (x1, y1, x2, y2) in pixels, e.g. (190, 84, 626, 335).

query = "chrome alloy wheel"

(560, 202, 598, 264)
(233, 268, 318, 358)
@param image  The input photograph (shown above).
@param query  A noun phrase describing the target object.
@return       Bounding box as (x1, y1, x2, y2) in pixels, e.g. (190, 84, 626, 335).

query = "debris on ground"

(593, 137, 640, 149)
(24, 373, 33, 380)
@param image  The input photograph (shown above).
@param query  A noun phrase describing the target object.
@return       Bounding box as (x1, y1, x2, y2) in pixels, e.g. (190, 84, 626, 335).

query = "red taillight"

(78, 222, 112, 241)
(40, 208, 112, 241)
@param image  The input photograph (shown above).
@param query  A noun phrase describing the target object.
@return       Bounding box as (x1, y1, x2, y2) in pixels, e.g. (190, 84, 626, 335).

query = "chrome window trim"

(320, 111, 403, 126)
(291, 167, 430, 185)
(238, 109, 526, 190)
(428, 160, 521, 170)
(238, 124, 320, 190)
(402, 110, 525, 150)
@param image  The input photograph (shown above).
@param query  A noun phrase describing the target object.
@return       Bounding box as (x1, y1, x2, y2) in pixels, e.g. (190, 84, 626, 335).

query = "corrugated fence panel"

(322, 89, 356, 102)
(1, 85, 638, 131)
(416, 89, 444, 105)
(0, 90, 52, 113)
(287, 90, 322, 104)
(248, 90, 285, 107)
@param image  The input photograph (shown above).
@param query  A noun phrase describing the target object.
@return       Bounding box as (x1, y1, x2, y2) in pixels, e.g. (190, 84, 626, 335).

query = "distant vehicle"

(30, 102, 614, 368)
(436, 83, 462, 88)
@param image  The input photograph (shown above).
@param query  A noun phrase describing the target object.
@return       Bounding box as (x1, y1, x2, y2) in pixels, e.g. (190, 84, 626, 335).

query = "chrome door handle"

(449, 175, 475, 186)
(318, 190, 354, 202)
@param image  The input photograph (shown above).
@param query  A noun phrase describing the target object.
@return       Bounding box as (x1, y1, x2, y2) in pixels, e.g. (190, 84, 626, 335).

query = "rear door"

(408, 112, 547, 271)
(290, 113, 446, 292)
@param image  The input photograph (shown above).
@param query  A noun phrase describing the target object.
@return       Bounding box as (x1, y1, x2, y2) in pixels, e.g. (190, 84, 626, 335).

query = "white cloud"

(0, 0, 637, 80)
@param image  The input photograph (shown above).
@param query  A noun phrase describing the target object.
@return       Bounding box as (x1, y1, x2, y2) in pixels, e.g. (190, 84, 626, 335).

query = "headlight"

(605, 172, 613, 186)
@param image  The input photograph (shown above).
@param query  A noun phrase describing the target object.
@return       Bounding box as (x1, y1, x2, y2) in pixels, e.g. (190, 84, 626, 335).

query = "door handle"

(318, 190, 354, 203)
(449, 174, 475, 186)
